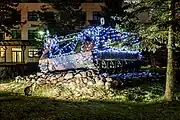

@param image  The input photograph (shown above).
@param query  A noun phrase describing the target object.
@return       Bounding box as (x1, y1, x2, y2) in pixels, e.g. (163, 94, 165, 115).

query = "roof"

(0, 40, 41, 46)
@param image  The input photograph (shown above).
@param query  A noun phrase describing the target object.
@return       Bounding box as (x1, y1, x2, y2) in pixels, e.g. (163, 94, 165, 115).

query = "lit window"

(0, 48, 5, 58)
(28, 51, 33, 57)
(28, 49, 40, 58)
(12, 48, 22, 51)
(12, 48, 22, 63)
(124, 0, 140, 3)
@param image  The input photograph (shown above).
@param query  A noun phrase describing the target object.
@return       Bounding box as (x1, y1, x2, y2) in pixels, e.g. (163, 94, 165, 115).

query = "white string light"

(40, 24, 142, 71)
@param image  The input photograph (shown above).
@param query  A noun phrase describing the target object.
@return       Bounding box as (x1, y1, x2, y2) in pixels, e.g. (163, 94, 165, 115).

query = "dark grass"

(1, 91, 180, 120)
(1, 67, 180, 120)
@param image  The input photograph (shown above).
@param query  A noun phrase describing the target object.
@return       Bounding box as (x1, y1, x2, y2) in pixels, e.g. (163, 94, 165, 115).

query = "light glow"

(39, 24, 142, 72)
(38, 31, 45, 36)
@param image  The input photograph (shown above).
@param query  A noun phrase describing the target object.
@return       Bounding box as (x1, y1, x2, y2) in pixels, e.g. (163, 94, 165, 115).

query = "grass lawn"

(0, 81, 180, 120)
(1, 91, 180, 120)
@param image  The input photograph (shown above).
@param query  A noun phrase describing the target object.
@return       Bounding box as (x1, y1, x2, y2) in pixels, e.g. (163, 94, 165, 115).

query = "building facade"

(0, 1, 105, 64)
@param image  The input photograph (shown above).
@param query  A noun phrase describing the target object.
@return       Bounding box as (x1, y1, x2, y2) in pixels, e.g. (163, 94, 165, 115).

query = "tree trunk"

(164, 0, 176, 101)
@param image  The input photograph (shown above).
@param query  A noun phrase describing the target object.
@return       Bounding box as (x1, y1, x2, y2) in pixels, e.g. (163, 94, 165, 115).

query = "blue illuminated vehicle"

(39, 21, 142, 73)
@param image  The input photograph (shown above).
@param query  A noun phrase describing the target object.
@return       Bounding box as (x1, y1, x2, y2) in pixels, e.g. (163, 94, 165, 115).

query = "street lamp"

(38, 30, 45, 42)
(38, 30, 45, 36)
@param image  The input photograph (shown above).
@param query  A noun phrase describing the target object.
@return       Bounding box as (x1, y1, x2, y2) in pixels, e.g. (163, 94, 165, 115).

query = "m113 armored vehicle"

(39, 19, 142, 73)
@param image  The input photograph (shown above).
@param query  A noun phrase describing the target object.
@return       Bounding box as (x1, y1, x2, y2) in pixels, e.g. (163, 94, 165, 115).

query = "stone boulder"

(64, 73, 73, 79)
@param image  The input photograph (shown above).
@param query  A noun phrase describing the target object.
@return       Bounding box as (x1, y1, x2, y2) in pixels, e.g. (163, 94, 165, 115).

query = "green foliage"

(105, 0, 180, 52)
(134, 0, 179, 51)
(0, 80, 173, 102)
(0, 1, 25, 36)
(101, 2, 141, 51)
(102, 1, 139, 32)
(38, 0, 86, 36)
(116, 83, 165, 102)
(1, 80, 180, 119)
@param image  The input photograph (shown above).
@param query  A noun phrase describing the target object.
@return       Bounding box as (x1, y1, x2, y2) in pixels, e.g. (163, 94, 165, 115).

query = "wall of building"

(81, 3, 105, 25)
(0, 2, 105, 64)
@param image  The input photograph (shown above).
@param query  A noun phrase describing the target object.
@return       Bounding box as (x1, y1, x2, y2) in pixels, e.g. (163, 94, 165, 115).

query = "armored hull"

(92, 48, 141, 74)
(39, 50, 141, 73)
(39, 25, 142, 73)
(39, 51, 96, 73)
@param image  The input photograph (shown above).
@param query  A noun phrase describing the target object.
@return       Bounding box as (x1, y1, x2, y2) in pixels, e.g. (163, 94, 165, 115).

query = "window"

(12, 48, 22, 62)
(82, 0, 104, 2)
(124, 0, 139, 3)
(28, 49, 40, 58)
(0, 32, 4, 40)
(28, 12, 39, 21)
(80, 11, 86, 23)
(93, 11, 99, 21)
(11, 30, 21, 40)
(28, 30, 38, 40)
(42, 12, 54, 21)
(93, 11, 101, 21)
(0, 48, 5, 58)
(176, 2, 180, 17)
(92, 11, 101, 24)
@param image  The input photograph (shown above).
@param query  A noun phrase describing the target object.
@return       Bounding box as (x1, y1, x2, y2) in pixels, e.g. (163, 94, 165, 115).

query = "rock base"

(15, 69, 161, 100)
(15, 69, 116, 99)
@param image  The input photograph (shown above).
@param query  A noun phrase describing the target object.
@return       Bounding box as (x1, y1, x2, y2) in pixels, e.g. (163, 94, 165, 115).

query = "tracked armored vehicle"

(39, 24, 142, 73)
(92, 48, 141, 74)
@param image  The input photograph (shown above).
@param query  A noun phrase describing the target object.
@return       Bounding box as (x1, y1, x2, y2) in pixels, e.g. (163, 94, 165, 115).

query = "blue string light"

(42, 25, 142, 61)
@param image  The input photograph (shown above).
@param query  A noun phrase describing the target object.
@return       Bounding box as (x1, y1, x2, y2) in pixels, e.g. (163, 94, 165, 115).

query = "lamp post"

(38, 30, 45, 38)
